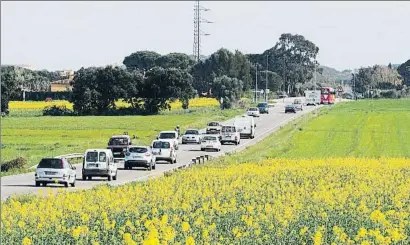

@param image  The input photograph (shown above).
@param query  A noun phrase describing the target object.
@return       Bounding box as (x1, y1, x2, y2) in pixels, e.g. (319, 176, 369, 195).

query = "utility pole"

(314, 62, 317, 91)
(265, 54, 268, 101)
(352, 69, 356, 100)
(193, 0, 212, 63)
(255, 65, 258, 103)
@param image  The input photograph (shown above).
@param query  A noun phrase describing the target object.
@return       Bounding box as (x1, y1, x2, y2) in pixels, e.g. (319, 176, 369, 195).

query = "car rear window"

(85, 152, 106, 162)
(38, 159, 63, 169)
(208, 122, 219, 126)
(185, 130, 199, 135)
(257, 103, 267, 107)
(222, 126, 235, 132)
(249, 108, 258, 111)
(108, 137, 129, 145)
(129, 147, 148, 153)
(203, 136, 217, 141)
(153, 141, 171, 149)
(159, 133, 176, 139)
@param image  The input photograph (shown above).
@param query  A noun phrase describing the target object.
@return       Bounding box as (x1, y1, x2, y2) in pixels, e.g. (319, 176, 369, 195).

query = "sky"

(1, 1, 409, 71)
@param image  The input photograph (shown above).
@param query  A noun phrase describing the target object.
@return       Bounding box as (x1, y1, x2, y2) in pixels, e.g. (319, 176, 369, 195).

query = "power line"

(193, 0, 212, 63)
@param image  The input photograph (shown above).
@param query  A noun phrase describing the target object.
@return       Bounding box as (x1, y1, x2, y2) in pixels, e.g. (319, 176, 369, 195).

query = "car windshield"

(153, 141, 171, 149)
(257, 103, 267, 107)
(203, 136, 217, 141)
(248, 108, 258, 111)
(287, 105, 295, 108)
(185, 130, 199, 135)
(208, 122, 219, 126)
(222, 126, 235, 132)
(159, 133, 176, 139)
(129, 147, 148, 153)
(37, 159, 63, 169)
(108, 137, 128, 145)
(294, 100, 301, 104)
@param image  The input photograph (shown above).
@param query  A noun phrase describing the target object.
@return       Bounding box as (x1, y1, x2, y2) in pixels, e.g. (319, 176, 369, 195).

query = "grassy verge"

(1, 107, 243, 174)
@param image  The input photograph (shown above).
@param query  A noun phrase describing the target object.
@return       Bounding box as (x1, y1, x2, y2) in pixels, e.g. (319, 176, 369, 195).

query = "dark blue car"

(257, 102, 269, 114)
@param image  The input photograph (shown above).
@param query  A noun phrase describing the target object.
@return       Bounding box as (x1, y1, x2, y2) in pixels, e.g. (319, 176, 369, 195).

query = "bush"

(42, 105, 73, 116)
(1, 157, 27, 172)
(236, 98, 251, 109)
(379, 90, 399, 99)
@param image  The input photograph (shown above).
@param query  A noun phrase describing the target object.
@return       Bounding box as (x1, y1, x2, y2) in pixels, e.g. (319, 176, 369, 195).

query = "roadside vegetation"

(2, 99, 410, 244)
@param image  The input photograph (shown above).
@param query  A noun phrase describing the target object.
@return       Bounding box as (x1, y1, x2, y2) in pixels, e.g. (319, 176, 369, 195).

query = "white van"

(157, 131, 179, 150)
(82, 149, 118, 181)
(151, 140, 177, 164)
(234, 116, 255, 139)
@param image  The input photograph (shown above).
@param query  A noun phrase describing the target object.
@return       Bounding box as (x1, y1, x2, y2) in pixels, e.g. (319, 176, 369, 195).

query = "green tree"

(123, 51, 161, 71)
(1, 66, 25, 113)
(211, 75, 243, 109)
(142, 67, 195, 113)
(397, 59, 410, 86)
(249, 33, 320, 95)
(70, 66, 131, 114)
(155, 53, 195, 70)
(191, 48, 251, 93)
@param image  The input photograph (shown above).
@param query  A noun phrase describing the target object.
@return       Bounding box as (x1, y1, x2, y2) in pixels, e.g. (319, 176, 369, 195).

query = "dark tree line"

(1, 66, 60, 114)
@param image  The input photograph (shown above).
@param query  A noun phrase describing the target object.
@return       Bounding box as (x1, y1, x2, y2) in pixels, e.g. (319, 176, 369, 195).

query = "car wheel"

(174, 158, 177, 164)
(42, 182, 47, 187)
(82, 175, 87, 181)
(148, 162, 152, 171)
(152, 161, 156, 170)
(201, 148, 204, 151)
(88, 176, 92, 180)
(70, 179, 76, 187)
(64, 182, 69, 188)
(35, 181, 40, 187)
(108, 174, 112, 181)
(113, 172, 117, 180)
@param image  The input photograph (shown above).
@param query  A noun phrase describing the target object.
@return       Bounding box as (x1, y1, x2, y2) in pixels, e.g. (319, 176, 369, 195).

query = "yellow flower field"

(2, 158, 410, 244)
(8, 98, 219, 110)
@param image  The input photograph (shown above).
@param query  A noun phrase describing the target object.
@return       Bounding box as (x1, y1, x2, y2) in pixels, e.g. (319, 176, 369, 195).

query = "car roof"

(152, 139, 173, 142)
(159, 131, 177, 133)
(86, 149, 112, 152)
(129, 145, 150, 148)
(111, 135, 130, 138)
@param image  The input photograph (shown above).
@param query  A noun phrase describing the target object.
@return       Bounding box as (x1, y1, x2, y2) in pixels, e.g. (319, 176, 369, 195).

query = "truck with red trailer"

(320, 87, 336, 104)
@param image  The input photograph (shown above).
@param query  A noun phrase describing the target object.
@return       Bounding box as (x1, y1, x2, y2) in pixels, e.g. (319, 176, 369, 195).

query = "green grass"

(1, 107, 244, 172)
(224, 99, 410, 163)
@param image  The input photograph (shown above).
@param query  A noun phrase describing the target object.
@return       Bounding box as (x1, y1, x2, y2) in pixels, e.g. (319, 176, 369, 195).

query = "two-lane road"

(1, 97, 321, 200)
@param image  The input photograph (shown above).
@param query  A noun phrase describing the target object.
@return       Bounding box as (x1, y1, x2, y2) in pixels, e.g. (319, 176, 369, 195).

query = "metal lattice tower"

(193, 0, 212, 63)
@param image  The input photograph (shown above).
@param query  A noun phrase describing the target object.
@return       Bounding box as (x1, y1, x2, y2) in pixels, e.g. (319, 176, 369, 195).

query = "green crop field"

(1, 107, 243, 171)
(227, 99, 410, 163)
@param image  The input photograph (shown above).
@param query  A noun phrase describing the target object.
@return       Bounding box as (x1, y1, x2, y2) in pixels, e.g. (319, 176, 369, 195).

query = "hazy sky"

(1, 1, 409, 71)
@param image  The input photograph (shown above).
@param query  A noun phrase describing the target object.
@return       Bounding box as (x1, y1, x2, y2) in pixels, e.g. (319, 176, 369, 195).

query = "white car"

(201, 135, 222, 151)
(247, 107, 260, 117)
(206, 121, 222, 134)
(157, 131, 179, 150)
(151, 140, 177, 164)
(124, 146, 156, 170)
(181, 129, 202, 144)
(220, 125, 240, 145)
(35, 158, 76, 187)
(82, 149, 118, 181)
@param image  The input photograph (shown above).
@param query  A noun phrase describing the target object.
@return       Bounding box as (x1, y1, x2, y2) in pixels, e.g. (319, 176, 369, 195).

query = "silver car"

(124, 146, 156, 170)
(181, 129, 202, 144)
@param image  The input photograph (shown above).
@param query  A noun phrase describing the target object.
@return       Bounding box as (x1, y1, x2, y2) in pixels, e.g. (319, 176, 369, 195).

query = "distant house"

(50, 70, 74, 92)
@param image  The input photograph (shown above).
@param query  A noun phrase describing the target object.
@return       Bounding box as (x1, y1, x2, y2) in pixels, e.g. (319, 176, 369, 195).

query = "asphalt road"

(1, 97, 321, 200)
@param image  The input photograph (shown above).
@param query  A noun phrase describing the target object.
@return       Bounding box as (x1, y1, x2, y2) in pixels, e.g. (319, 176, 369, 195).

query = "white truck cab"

(82, 149, 117, 181)
(234, 116, 255, 139)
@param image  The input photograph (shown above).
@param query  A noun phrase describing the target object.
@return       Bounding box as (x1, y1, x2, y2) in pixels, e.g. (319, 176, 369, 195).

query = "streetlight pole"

(265, 54, 268, 102)
(255, 64, 258, 103)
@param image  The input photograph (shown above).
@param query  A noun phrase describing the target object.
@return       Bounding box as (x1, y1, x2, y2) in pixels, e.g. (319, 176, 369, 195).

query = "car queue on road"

(34, 99, 314, 188)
